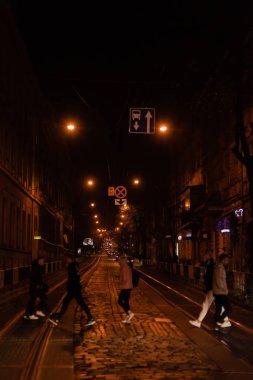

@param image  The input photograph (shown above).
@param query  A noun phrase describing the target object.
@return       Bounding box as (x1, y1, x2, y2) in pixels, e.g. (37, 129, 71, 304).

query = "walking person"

(189, 250, 231, 328)
(24, 256, 49, 320)
(213, 253, 232, 329)
(48, 255, 95, 327)
(118, 255, 135, 324)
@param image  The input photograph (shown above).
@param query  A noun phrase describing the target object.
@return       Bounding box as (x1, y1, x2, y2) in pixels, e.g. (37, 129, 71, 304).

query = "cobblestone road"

(74, 258, 218, 379)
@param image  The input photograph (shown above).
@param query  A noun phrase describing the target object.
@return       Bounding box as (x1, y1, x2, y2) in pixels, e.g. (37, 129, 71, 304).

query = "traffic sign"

(129, 107, 155, 134)
(108, 186, 115, 196)
(115, 185, 127, 199)
(115, 198, 127, 206)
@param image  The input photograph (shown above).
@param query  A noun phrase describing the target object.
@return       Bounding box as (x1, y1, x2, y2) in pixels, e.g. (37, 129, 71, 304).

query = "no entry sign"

(115, 186, 127, 199)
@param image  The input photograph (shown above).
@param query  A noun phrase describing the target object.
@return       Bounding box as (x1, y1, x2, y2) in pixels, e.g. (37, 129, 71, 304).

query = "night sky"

(8, 0, 253, 231)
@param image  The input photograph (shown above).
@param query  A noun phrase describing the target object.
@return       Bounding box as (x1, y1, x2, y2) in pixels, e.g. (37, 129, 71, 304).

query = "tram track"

(19, 257, 100, 380)
(138, 269, 253, 334)
(0, 257, 97, 337)
(2, 259, 252, 379)
(0, 256, 100, 380)
(137, 268, 253, 366)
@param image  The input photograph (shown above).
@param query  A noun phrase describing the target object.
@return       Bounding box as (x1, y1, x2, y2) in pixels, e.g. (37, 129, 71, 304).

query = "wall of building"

(0, 1, 73, 270)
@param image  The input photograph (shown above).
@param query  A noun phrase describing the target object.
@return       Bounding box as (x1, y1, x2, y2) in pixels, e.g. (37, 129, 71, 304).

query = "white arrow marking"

(115, 198, 127, 206)
(133, 121, 139, 131)
(145, 111, 152, 133)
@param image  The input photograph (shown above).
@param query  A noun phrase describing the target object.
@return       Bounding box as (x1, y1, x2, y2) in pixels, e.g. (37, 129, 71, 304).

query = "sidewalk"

(74, 258, 218, 379)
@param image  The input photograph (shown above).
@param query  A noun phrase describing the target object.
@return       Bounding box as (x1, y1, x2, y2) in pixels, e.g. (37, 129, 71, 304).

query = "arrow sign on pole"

(129, 108, 155, 134)
(115, 198, 127, 206)
(145, 111, 152, 134)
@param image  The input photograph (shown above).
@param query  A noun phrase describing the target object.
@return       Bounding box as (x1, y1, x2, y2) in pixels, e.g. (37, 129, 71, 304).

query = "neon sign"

(235, 208, 244, 217)
(216, 217, 230, 231)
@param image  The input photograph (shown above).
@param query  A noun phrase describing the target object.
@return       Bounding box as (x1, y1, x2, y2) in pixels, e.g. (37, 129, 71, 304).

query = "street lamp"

(90, 202, 95, 207)
(158, 125, 168, 133)
(66, 123, 75, 131)
(87, 179, 94, 187)
(132, 177, 142, 188)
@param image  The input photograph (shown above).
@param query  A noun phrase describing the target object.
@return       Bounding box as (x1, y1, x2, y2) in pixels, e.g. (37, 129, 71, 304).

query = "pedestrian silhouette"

(24, 256, 49, 320)
(48, 255, 95, 327)
(189, 251, 231, 328)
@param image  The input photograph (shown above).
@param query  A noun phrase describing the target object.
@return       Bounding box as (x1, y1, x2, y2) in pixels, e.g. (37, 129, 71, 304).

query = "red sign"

(115, 186, 127, 199)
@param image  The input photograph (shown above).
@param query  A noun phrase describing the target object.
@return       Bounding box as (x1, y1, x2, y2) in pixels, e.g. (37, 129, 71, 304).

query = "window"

(9, 202, 14, 247)
(2, 198, 7, 245)
(16, 207, 21, 249)
(27, 214, 31, 251)
(22, 210, 26, 250)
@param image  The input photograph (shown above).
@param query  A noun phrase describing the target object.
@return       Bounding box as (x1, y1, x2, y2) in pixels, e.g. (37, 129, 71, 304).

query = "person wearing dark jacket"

(24, 256, 49, 320)
(189, 251, 231, 328)
(48, 256, 95, 327)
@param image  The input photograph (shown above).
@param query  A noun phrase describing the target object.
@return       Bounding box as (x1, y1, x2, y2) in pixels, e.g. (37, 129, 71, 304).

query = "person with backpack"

(48, 255, 95, 327)
(118, 255, 135, 323)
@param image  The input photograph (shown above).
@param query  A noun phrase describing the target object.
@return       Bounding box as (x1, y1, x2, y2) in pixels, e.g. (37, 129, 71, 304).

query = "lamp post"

(64, 121, 78, 255)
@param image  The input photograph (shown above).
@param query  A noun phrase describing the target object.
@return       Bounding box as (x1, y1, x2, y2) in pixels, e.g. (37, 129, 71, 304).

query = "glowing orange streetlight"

(158, 124, 168, 133)
(87, 179, 94, 187)
(132, 177, 141, 186)
(95, 220, 99, 224)
(90, 203, 95, 207)
(94, 214, 98, 219)
(67, 124, 75, 131)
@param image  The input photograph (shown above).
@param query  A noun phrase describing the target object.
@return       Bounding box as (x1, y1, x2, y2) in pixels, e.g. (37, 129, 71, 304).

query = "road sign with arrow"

(129, 107, 155, 134)
(115, 198, 127, 206)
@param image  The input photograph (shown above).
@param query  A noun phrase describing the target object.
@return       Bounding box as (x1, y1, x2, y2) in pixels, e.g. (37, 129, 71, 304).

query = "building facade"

(0, 1, 73, 270)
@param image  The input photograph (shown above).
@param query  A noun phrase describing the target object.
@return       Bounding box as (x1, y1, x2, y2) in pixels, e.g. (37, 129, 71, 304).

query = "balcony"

(179, 185, 206, 211)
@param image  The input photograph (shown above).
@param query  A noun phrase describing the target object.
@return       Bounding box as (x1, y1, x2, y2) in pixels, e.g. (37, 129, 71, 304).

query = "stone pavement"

(74, 258, 218, 379)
